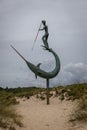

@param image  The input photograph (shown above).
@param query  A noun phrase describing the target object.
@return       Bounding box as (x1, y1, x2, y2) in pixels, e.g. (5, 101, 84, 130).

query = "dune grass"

(0, 86, 46, 129)
(53, 83, 87, 123)
(0, 83, 87, 129)
(70, 97, 87, 122)
(54, 83, 87, 100)
(0, 90, 23, 130)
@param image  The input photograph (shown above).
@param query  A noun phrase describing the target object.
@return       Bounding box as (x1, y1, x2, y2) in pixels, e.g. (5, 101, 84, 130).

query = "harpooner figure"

(39, 20, 49, 48)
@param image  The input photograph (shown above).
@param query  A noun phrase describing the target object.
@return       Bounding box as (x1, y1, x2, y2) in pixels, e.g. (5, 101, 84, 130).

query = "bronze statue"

(33, 20, 49, 49)
(11, 45, 60, 79)
(39, 20, 49, 48)
(11, 21, 60, 104)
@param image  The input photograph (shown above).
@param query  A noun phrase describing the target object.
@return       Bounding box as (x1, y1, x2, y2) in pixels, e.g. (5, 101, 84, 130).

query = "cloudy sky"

(0, 0, 87, 88)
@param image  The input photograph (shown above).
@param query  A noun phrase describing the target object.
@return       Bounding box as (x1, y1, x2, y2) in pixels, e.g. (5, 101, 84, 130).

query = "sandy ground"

(15, 96, 87, 130)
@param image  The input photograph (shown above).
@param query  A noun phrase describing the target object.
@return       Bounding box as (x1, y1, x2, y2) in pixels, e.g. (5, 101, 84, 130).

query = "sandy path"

(16, 96, 87, 130)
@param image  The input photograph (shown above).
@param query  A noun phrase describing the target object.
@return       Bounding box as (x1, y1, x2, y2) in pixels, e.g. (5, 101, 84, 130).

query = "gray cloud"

(0, 0, 87, 87)
(63, 63, 87, 84)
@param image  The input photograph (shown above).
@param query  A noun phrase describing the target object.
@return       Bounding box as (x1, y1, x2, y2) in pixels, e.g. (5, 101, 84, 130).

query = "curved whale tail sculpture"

(11, 21, 61, 104)
(11, 45, 60, 79)
(11, 44, 60, 104)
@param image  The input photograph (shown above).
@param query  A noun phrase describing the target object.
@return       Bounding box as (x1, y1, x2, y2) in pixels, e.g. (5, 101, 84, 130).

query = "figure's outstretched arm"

(39, 27, 45, 31)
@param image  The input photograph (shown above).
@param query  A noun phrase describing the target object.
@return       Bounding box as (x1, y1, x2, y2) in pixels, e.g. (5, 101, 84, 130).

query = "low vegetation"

(0, 90, 22, 130)
(70, 97, 87, 122)
(54, 83, 87, 100)
(0, 83, 87, 129)
(54, 83, 87, 123)
(0, 86, 45, 130)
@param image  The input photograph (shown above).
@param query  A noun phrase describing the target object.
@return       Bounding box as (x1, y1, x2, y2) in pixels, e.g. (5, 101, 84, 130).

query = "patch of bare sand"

(16, 96, 87, 130)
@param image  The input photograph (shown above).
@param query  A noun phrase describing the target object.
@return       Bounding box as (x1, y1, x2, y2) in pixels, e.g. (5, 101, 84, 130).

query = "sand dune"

(16, 96, 87, 130)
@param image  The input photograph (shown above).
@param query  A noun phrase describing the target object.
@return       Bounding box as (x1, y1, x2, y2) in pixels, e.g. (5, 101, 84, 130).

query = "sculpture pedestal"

(46, 78, 50, 105)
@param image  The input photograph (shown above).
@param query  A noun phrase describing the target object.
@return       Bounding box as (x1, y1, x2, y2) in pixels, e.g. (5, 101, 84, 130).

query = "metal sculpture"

(11, 20, 60, 104)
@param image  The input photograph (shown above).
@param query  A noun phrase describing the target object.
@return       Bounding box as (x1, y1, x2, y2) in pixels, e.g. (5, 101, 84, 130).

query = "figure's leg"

(45, 34, 49, 48)
(42, 34, 49, 48)
(46, 42, 49, 48)
(45, 34, 49, 41)
(42, 35, 46, 46)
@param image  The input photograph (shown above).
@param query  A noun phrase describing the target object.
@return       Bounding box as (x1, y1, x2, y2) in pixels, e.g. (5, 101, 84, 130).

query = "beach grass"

(0, 83, 87, 129)
(0, 90, 23, 130)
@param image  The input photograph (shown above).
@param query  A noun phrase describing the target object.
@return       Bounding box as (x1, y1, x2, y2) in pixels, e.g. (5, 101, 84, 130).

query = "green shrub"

(40, 95, 45, 100)
(70, 98, 87, 122)
(0, 91, 22, 130)
(59, 94, 64, 101)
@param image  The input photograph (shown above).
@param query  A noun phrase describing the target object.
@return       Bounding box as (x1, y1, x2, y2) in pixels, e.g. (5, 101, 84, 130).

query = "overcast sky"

(0, 0, 87, 88)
